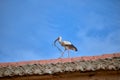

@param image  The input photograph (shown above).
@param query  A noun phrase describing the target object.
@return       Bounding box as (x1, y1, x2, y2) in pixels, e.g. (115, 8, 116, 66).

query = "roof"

(0, 53, 120, 77)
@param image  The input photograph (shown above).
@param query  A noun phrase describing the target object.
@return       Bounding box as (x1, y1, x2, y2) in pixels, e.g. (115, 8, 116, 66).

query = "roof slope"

(0, 53, 120, 77)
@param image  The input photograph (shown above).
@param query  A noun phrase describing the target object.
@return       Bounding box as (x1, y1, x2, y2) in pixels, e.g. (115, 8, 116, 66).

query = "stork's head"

(58, 36, 62, 42)
(54, 36, 62, 44)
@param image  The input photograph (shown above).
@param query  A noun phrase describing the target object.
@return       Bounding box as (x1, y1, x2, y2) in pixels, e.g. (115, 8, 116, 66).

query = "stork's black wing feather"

(71, 44, 78, 51)
(64, 44, 78, 51)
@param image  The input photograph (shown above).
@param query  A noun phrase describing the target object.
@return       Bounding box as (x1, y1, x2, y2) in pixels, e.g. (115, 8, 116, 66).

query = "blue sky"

(0, 0, 120, 62)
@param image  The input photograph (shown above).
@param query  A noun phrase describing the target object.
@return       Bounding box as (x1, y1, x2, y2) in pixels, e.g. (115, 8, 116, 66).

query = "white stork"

(54, 36, 78, 58)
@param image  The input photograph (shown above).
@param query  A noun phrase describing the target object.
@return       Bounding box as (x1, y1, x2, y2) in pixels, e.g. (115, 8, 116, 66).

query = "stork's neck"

(58, 37, 62, 43)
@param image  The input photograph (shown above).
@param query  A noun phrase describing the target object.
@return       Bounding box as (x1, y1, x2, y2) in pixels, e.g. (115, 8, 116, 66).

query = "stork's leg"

(60, 52, 64, 58)
(59, 49, 66, 58)
(68, 50, 70, 58)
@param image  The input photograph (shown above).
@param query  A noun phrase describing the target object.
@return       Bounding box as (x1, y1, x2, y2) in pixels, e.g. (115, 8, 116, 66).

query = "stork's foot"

(58, 56, 63, 59)
(58, 57, 62, 59)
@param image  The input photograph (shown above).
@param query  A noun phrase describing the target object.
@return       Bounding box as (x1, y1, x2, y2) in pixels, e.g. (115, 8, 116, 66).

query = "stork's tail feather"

(71, 44, 78, 51)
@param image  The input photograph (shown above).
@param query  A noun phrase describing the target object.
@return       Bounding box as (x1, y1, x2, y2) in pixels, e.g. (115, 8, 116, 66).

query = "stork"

(54, 36, 78, 58)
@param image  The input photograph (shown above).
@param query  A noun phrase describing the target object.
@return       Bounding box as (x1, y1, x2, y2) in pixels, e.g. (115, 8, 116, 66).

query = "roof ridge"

(0, 53, 120, 67)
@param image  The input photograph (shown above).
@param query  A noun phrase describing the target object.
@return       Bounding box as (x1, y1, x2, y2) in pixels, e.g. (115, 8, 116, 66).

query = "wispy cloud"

(76, 11, 120, 56)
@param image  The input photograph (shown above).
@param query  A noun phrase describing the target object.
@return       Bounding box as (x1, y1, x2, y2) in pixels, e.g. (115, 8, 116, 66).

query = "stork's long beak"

(54, 37, 63, 52)
(54, 38, 58, 46)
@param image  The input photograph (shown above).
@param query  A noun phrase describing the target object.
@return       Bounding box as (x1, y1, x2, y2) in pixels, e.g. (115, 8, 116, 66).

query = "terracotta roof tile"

(0, 53, 120, 77)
